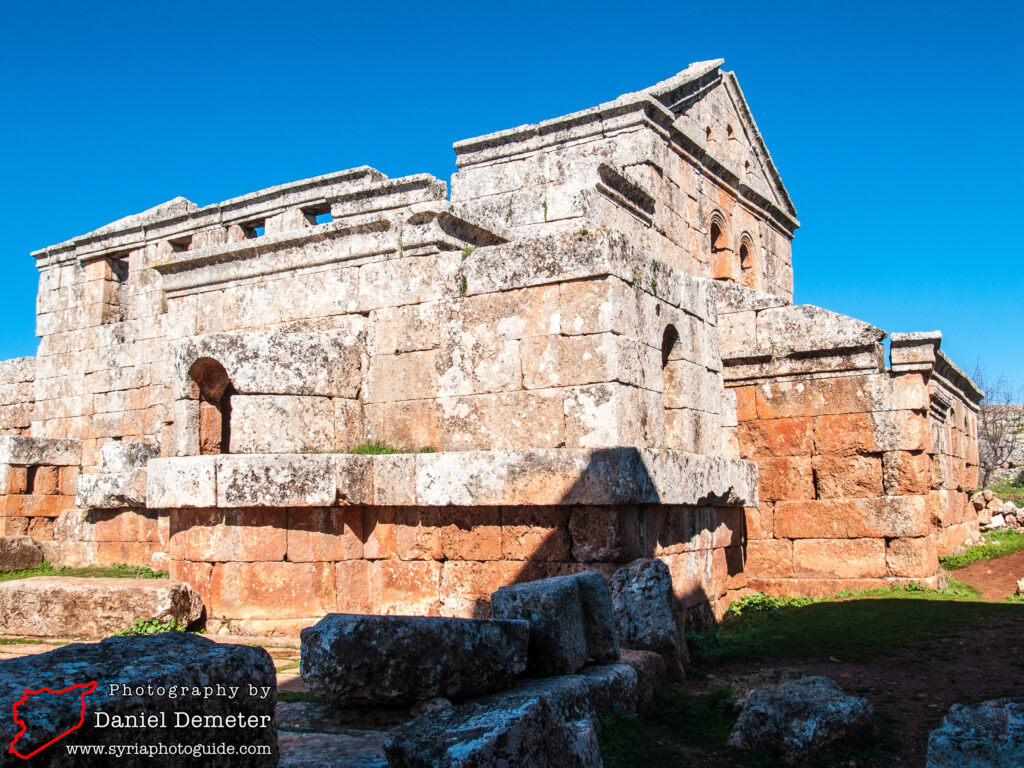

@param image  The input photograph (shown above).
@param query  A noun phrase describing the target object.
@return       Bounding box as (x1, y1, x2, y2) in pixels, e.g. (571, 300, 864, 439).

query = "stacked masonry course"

(0, 59, 982, 635)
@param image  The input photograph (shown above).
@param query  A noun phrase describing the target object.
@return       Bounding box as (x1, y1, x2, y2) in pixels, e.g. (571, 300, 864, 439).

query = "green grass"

(114, 618, 187, 636)
(0, 562, 168, 583)
(939, 529, 1024, 570)
(0, 637, 49, 646)
(348, 441, 437, 455)
(987, 477, 1024, 505)
(687, 582, 1024, 666)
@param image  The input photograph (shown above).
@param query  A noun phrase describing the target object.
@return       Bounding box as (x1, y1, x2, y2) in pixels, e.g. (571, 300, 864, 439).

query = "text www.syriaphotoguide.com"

(65, 743, 273, 757)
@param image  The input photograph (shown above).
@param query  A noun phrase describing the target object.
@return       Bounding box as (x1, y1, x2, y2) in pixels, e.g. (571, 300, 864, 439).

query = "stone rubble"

(727, 676, 876, 765)
(926, 698, 1024, 768)
(384, 650, 663, 768)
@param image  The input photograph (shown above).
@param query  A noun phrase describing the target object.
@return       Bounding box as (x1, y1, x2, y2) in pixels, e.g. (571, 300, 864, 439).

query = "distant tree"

(973, 364, 1024, 488)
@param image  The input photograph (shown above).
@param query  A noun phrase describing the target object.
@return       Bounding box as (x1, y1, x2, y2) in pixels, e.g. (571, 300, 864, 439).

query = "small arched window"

(188, 358, 235, 455)
(710, 215, 735, 282)
(739, 236, 758, 289)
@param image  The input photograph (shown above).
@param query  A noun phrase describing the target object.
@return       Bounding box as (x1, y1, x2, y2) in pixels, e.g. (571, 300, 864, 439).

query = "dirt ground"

(955, 549, 1024, 600)
(688, 618, 1024, 767)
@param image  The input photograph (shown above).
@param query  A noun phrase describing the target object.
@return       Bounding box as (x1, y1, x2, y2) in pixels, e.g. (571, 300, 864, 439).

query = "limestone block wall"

(719, 293, 983, 597)
(148, 449, 758, 635)
(160, 227, 731, 458)
(168, 503, 745, 636)
(0, 358, 35, 435)
(452, 61, 798, 302)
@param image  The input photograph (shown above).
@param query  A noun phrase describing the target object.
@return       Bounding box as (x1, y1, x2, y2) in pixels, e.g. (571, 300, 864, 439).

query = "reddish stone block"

(335, 559, 374, 613)
(646, 505, 715, 555)
(813, 413, 876, 455)
(500, 506, 570, 561)
(568, 505, 640, 562)
(3, 466, 27, 494)
(775, 497, 929, 539)
(746, 539, 793, 577)
(748, 577, 893, 599)
(169, 560, 213, 606)
(0, 517, 28, 536)
(440, 507, 501, 561)
(209, 561, 335, 620)
(756, 456, 815, 502)
(755, 375, 874, 420)
(885, 537, 938, 578)
(287, 507, 364, 562)
(812, 454, 883, 498)
(394, 507, 443, 561)
(58, 466, 78, 497)
(659, 550, 719, 609)
(733, 386, 757, 422)
(737, 418, 814, 458)
(744, 503, 773, 540)
(363, 508, 397, 560)
(170, 508, 287, 562)
(882, 451, 931, 495)
(27, 516, 55, 540)
(31, 466, 60, 495)
(95, 541, 158, 567)
(713, 507, 745, 549)
(3, 494, 76, 517)
(792, 538, 886, 579)
(371, 559, 442, 615)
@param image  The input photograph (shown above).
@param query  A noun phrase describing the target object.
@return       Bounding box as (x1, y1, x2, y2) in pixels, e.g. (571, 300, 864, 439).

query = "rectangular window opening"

(243, 222, 266, 239)
(109, 254, 130, 283)
(169, 236, 192, 253)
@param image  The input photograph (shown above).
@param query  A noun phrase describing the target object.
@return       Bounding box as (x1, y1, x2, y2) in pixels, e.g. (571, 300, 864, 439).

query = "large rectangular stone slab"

(0, 576, 203, 637)
(0, 436, 81, 466)
(300, 614, 529, 706)
(216, 454, 337, 507)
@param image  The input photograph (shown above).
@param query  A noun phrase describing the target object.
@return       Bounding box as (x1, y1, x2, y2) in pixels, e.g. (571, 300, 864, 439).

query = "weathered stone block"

(0, 535, 43, 572)
(926, 698, 1024, 768)
(76, 471, 147, 509)
(0, 436, 81, 466)
(229, 394, 335, 453)
(300, 614, 529, 706)
(610, 558, 687, 678)
(216, 454, 336, 507)
(792, 538, 886, 579)
(147, 456, 217, 508)
(491, 571, 618, 675)
(0, 577, 203, 637)
(728, 676, 875, 765)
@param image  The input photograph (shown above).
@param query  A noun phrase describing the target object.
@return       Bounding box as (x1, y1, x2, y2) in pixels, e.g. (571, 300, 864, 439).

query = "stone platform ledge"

(0, 577, 203, 638)
(147, 448, 757, 510)
(0, 436, 81, 466)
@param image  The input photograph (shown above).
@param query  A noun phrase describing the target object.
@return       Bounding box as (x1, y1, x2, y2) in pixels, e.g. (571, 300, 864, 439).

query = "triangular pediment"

(646, 63, 797, 222)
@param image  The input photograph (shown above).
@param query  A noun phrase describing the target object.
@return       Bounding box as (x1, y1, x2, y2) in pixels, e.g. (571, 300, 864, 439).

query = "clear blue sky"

(2, 1, 1021, 388)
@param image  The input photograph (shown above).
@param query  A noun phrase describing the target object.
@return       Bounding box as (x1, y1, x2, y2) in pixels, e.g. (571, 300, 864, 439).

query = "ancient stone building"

(0, 60, 982, 634)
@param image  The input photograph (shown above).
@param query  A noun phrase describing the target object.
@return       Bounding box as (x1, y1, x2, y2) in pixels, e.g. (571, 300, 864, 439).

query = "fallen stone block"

(926, 698, 1024, 768)
(611, 558, 688, 678)
(0, 577, 203, 637)
(0, 535, 43, 572)
(0, 633, 277, 767)
(384, 650, 663, 768)
(300, 614, 530, 706)
(491, 571, 618, 676)
(728, 676, 875, 765)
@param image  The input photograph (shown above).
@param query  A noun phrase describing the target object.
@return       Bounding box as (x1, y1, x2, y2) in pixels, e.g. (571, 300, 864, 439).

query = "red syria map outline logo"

(8, 681, 98, 759)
